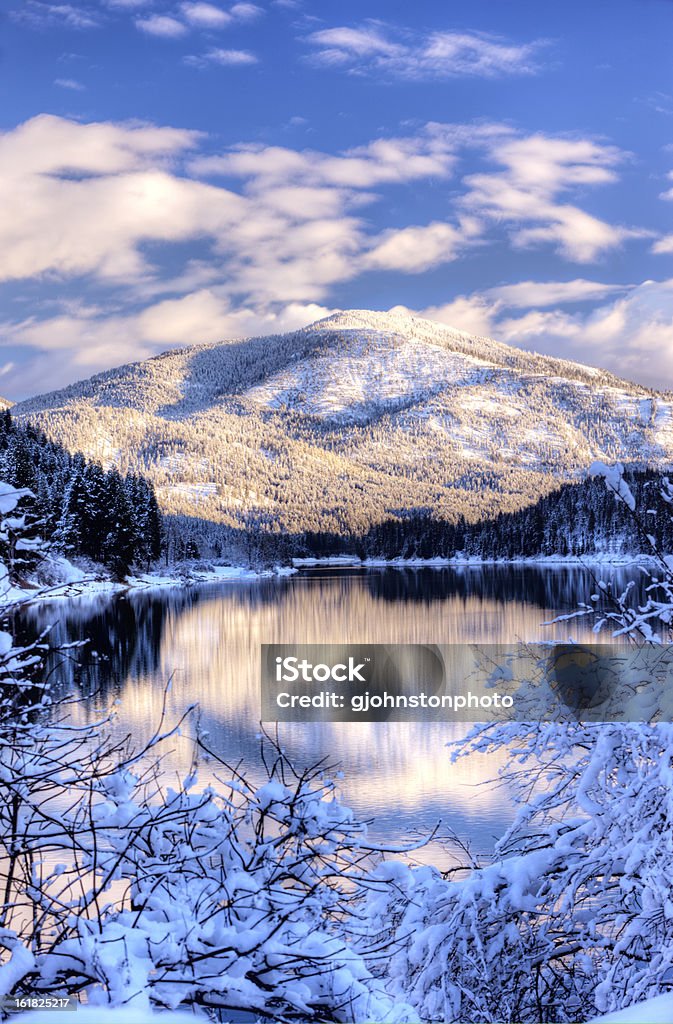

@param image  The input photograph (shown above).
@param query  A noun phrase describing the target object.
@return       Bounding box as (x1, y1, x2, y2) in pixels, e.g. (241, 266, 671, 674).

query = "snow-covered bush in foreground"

(18, 991, 673, 1024)
(0, 704, 409, 1021)
(370, 718, 673, 1022)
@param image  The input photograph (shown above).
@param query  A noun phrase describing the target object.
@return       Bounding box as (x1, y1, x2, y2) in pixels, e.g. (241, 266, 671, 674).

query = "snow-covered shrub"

(361, 464, 673, 1022)
(366, 721, 673, 1021)
(1, 712, 409, 1020)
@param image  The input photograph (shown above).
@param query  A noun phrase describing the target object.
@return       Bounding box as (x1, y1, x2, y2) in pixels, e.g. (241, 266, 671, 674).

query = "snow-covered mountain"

(13, 309, 673, 535)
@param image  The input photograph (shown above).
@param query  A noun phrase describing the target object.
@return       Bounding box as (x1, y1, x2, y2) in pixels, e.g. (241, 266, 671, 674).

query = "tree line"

(302, 467, 673, 561)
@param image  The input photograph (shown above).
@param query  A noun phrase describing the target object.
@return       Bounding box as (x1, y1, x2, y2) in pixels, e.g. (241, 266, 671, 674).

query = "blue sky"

(1, 0, 673, 397)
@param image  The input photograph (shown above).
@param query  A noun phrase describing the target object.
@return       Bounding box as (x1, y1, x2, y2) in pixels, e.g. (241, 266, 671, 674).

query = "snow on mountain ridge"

(311, 307, 478, 341)
(305, 308, 632, 387)
(13, 308, 653, 419)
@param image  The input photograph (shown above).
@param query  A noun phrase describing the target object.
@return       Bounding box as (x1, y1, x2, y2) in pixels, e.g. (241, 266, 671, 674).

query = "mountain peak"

(307, 307, 473, 342)
(299, 307, 625, 390)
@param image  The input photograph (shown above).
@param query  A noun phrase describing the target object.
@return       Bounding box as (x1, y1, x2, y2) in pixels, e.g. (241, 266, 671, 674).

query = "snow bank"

(589, 991, 673, 1022)
(293, 555, 362, 567)
(22, 1010, 204, 1024)
(18, 992, 673, 1024)
(17, 558, 297, 606)
(293, 554, 648, 569)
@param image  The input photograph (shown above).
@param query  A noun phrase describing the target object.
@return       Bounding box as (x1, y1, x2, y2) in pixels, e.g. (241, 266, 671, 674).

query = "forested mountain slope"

(13, 309, 673, 539)
(307, 468, 671, 561)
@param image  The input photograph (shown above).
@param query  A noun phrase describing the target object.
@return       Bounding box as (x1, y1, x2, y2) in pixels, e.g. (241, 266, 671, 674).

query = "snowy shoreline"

(293, 552, 654, 569)
(9, 549, 654, 608)
(10, 559, 298, 607)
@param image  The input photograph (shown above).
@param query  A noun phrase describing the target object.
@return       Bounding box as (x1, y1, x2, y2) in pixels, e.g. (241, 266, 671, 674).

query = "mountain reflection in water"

(20, 564, 643, 867)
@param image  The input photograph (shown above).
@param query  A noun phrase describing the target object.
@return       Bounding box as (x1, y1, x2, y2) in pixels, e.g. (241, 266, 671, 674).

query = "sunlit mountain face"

(13, 310, 673, 539)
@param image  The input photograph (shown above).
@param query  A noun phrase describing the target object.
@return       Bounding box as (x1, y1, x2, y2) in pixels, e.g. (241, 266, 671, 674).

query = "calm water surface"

(22, 565, 642, 867)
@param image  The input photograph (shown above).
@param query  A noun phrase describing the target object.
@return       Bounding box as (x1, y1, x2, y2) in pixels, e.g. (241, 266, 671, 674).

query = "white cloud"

(0, 114, 199, 180)
(424, 280, 629, 342)
(137, 289, 250, 344)
(180, 2, 231, 27)
(135, 291, 329, 344)
(364, 219, 482, 273)
(0, 115, 364, 313)
(195, 127, 639, 268)
(0, 117, 642, 299)
(653, 234, 673, 254)
(491, 135, 621, 190)
(512, 207, 637, 263)
(421, 31, 543, 77)
(185, 47, 258, 67)
(135, 14, 188, 37)
(306, 23, 546, 80)
(257, 186, 349, 219)
(421, 296, 497, 340)
(15, 0, 259, 33)
(309, 26, 402, 61)
(0, 298, 333, 397)
(497, 308, 582, 342)
(54, 77, 86, 90)
(230, 2, 263, 19)
(132, 259, 225, 299)
(485, 279, 627, 308)
(0, 114, 658, 396)
(0, 115, 217, 282)
(192, 133, 458, 188)
(462, 134, 642, 263)
(12, 2, 100, 29)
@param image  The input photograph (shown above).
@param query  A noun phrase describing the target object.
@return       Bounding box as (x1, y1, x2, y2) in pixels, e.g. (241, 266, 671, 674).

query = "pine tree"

(56, 458, 89, 552)
(103, 470, 137, 580)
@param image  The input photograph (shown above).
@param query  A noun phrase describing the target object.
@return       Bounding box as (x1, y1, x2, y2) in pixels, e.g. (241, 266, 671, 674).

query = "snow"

(157, 453, 186, 471)
(10, 557, 297, 607)
(22, 1009, 205, 1024)
(37, 553, 88, 584)
(245, 331, 494, 422)
(588, 991, 673, 1022)
(157, 481, 218, 504)
(0, 941, 35, 997)
(293, 553, 649, 569)
(459, 393, 520, 417)
(0, 482, 33, 515)
(589, 460, 636, 510)
(293, 555, 362, 567)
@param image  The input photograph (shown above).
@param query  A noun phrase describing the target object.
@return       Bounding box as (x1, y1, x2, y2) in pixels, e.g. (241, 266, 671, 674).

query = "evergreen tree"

(103, 470, 138, 580)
